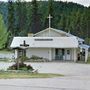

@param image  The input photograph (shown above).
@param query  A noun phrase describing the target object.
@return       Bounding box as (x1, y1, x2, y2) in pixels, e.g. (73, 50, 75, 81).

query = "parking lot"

(0, 62, 90, 90)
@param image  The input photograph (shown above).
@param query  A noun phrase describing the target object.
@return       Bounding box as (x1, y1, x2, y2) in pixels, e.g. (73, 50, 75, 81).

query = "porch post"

(85, 49, 88, 63)
(73, 48, 77, 62)
(15, 49, 18, 59)
(49, 48, 52, 61)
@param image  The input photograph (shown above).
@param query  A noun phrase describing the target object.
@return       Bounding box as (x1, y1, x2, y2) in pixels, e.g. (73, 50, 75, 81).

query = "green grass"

(0, 49, 13, 54)
(0, 71, 63, 79)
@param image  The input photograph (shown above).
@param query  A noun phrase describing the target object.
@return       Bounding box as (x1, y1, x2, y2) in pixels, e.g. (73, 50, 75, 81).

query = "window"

(62, 49, 65, 55)
(67, 50, 70, 54)
(35, 39, 53, 41)
(18, 50, 23, 57)
(55, 49, 58, 55)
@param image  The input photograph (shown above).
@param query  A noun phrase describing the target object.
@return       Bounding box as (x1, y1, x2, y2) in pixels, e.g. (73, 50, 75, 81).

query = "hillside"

(0, 1, 90, 46)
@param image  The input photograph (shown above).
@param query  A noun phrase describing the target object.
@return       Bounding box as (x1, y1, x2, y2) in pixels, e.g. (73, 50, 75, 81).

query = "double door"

(55, 49, 71, 60)
(55, 49, 64, 60)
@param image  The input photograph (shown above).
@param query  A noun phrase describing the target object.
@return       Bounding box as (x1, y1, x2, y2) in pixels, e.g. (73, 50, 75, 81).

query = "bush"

(30, 55, 43, 60)
(8, 63, 34, 71)
(18, 56, 29, 62)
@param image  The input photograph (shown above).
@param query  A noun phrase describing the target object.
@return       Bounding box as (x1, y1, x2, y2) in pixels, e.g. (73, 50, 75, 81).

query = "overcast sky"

(0, 0, 90, 7)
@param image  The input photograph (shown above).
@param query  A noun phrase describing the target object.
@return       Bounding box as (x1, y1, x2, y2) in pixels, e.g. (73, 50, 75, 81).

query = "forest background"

(0, 0, 90, 49)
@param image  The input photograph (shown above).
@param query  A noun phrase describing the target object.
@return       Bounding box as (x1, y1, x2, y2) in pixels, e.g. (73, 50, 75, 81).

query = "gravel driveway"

(1, 62, 90, 76)
(27, 62, 90, 76)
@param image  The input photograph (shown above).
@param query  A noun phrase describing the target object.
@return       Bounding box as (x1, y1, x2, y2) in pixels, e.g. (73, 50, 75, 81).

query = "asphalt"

(0, 62, 90, 90)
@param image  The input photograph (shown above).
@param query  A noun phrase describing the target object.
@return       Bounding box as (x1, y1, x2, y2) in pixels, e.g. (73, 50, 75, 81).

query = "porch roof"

(10, 37, 78, 48)
(79, 44, 90, 50)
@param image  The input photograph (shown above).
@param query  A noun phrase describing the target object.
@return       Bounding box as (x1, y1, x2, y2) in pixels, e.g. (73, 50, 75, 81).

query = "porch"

(50, 48, 77, 62)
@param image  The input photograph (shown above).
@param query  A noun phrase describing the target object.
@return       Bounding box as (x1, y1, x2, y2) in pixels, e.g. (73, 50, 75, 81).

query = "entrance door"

(55, 49, 65, 60)
(66, 49, 71, 60)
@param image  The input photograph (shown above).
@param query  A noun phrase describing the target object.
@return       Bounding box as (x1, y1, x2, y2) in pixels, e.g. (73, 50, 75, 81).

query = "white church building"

(10, 15, 89, 62)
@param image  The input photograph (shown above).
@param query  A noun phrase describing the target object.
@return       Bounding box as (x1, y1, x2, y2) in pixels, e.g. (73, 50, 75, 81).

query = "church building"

(10, 15, 89, 62)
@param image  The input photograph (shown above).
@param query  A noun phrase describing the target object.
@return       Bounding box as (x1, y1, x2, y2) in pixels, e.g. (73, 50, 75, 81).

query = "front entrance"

(66, 49, 71, 60)
(55, 49, 65, 60)
(55, 49, 71, 61)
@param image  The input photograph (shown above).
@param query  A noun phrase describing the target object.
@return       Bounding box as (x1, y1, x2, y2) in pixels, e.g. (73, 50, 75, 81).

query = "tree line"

(0, 0, 90, 49)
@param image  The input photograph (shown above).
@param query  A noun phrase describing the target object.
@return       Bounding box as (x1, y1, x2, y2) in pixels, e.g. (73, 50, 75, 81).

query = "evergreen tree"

(0, 1, 90, 44)
(48, 0, 54, 15)
(30, 0, 41, 34)
(58, 14, 66, 31)
(0, 14, 8, 49)
(15, 0, 27, 36)
(7, 0, 15, 48)
(26, 2, 32, 33)
(44, 0, 54, 28)
(7, 0, 15, 36)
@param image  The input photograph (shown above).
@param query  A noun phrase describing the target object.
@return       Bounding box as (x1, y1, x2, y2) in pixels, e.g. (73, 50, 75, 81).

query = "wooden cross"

(20, 40, 29, 47)
(47, 14, 52, 28)
(20, 40, 29, 57)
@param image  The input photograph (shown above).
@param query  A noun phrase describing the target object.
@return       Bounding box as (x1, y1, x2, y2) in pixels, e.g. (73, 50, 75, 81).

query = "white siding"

(73, 48, 77, 62)
(52, 48, 55, 60)
(34, 29, 67, 37)
(49, 48, 52, 61)
(15, 49, 18, 59)
(26, 48, 49, 60)
(71, 49, 74, 61)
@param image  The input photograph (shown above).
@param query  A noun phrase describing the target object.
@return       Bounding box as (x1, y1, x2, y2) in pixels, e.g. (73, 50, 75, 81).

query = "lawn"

(0, 49, 13, 54)
(0, 71, 63, 79)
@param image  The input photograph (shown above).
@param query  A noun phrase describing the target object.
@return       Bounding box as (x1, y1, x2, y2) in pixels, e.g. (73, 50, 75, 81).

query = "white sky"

(0, 0, 90, 7)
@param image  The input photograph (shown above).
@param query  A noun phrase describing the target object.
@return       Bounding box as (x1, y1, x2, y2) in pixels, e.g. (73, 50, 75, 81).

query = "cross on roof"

(20, 40, 29, 47)
(47, 14, 52, 28)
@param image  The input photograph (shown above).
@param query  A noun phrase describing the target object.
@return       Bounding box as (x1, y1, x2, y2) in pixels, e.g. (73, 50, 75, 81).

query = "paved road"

(0, 62, 90, 90)
(0, 77, 90, 90)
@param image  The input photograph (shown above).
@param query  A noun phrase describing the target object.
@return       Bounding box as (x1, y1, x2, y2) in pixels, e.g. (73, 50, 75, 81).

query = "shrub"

(30, 55, 43, 60)
(8, 63, 34, 71)
(18, 56, 29, 62)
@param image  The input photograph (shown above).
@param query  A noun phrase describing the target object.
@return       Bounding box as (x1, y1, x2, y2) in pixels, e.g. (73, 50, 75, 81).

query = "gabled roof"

(34, 28, 84, 42)
(11, 37, 78, 48)
(34, 28, 67, 36)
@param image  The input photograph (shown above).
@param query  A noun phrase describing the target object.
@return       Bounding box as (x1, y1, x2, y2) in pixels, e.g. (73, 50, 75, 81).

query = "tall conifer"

(30, 0, 41, 33)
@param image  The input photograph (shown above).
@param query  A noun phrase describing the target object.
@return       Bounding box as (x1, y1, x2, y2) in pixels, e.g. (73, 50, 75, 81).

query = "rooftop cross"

(47, 14, 52, 28)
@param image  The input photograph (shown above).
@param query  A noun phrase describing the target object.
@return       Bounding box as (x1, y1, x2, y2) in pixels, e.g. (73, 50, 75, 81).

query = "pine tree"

(44, 0, 55, 28)
(15, 0, 27, 36)
(30, 0, 41, 34)
(58, 14, 66, 31)
(48, 0, 54, 16)
(7, 0, 15, 48)
(0, 14, 8, 49)
(7, 0, 15, 36)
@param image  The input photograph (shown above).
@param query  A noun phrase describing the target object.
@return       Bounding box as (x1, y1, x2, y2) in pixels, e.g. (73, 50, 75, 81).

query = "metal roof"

(11, 37, 78, 48)
(34, 28, 84, 42)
